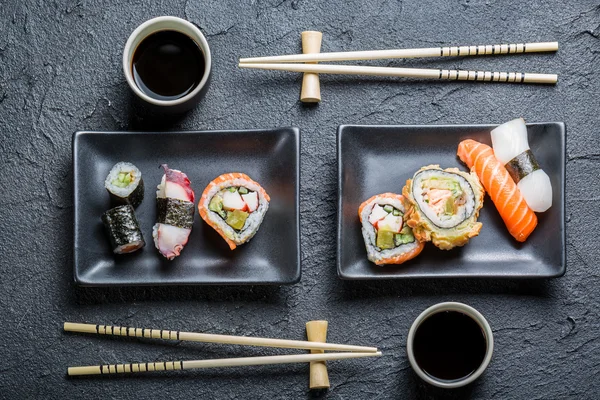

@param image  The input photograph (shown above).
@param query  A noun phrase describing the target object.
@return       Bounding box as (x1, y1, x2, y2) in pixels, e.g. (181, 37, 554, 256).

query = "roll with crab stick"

(199, 173, 270, 250)
(358, 193, 424, 265)
(152, 165, 195, 260)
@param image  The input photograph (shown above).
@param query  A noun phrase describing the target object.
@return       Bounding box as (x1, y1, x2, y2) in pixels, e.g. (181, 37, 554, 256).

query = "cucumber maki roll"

(101, 205, 145, 254)
(402, 165, 484, 250)
(104, 162, 144, 208)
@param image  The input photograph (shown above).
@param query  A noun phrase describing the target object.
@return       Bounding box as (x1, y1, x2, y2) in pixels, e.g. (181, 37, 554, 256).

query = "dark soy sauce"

(132, 30, 205, 101)
(413, 311, 487, 382)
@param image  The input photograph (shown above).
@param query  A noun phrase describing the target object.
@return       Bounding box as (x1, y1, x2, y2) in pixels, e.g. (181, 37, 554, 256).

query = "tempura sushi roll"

(101, 205, 145, 254)
(104, 162, 144, 208)
(152, 165, 195, 260)
(199, 173, 270, 250)
(359, 193, 424, 265)
(402, 165, 484, 250)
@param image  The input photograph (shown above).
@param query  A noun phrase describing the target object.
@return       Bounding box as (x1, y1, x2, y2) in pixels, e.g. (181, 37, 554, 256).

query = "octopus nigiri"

(152, 165, 195, 260)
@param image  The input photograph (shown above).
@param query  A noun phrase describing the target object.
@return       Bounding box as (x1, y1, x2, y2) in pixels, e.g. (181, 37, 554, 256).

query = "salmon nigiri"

(457, 139, 537, 242)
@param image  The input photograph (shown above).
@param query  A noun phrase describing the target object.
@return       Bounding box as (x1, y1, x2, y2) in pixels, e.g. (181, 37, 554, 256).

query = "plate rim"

(72, 127, 301, 286)
(336, 122, 566, 280)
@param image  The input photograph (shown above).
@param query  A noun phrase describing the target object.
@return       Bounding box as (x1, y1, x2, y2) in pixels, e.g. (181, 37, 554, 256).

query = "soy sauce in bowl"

(132, 30, 205, 101)
(413, 310, 487, 382)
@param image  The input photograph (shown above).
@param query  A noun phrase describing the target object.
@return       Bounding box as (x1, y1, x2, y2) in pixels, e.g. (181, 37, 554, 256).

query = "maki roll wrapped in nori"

(199, 173, 270, 250)
(152, 165, 195, 260)
(402, 165, 484, 250)
(101, 205, 145, 254)
(359, 193, 424, 265)
(104, 162, 144, 208)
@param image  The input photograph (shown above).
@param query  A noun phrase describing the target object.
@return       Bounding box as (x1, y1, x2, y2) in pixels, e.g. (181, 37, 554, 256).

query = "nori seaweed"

(107, 178, 145, 208)
(505, 149, 540, 183)
(156, 198, 195, 229)
(101, 205, 145, 253)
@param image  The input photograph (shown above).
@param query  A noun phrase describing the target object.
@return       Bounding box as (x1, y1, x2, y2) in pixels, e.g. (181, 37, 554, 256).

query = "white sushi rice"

(201, 177, 269, 245)
(359, 197, 421, 264)
(412, 169, 476, 229)
(104, 162, 142, 197)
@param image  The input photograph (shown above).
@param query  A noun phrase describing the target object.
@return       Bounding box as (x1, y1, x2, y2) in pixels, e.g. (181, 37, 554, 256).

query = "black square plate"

(337, 123, 565, 279)
(73, 128, 300, 286)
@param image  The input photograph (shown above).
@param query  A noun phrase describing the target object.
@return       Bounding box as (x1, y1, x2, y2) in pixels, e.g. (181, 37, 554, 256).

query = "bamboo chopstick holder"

(64, 322, 378, 353)
(68, 352, 383, 376)
(306, 320, 329, 389)
(238, 63, 558, 84)
(240, 41, 558, 64)
(300, 31, 322, 103)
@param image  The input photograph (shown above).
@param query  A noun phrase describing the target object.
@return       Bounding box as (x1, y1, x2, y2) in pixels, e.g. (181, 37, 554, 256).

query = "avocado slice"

(209, 195, 223, 214)
(444, 197, 456, 215)
(376, 230, 395, 250)
(226, 210, 249, 230)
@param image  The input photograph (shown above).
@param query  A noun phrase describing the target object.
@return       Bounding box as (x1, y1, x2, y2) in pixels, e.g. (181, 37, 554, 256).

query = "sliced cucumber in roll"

(402, 165, 484, 250)
(104, 162, 144, 208)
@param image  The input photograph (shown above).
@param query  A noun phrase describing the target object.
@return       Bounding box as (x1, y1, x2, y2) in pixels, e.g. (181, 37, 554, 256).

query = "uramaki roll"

(199, 173, 270, 250)
(358, 193, 424, 265)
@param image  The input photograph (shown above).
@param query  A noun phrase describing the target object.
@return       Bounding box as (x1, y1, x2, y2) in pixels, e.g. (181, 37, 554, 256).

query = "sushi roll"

(101, 205, 145, 254)
(402, 165, 484, 250)
(491, 118, 552, 212)
(358, 193, 425, 265)
(199, 173, 270, 250)
(104, 162, 144, 208)
(458, 139, 537, 242)
(152, 165, 195, 260)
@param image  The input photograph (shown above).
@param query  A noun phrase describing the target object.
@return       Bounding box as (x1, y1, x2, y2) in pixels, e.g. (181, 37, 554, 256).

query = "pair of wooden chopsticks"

(65, 322, 381, 376)
(239, 41, 559, 84)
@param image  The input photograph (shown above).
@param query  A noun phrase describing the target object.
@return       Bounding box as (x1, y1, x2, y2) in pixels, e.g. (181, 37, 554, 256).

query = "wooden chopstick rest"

(300, 31, 322, 103)
(306, 320, 330, 389)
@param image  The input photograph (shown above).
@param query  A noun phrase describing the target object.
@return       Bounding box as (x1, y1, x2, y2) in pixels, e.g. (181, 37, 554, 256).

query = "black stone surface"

(1, 0, 599, 398)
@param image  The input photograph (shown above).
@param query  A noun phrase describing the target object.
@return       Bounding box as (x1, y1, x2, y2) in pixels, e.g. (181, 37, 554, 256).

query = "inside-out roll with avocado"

(104, 162, 144, 208)
(402, 165, 484, 250)
(359, 193, 425, 265)
(199, 173, 270, 250)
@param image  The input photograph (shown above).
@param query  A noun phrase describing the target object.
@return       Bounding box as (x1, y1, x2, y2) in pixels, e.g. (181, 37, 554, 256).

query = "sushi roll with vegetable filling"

(359, 193, 424, 265)
(199, 173, 270, 250)
(152, 165, 195, 260)
(402, 165, 484, 250)
(101, 205, 145, 254)
(104, 162, 144, 208)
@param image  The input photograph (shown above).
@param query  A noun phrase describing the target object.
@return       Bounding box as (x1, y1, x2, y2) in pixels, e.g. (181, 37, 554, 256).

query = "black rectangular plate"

(337, 123, 566, 279)
(73, 128, 300, 286)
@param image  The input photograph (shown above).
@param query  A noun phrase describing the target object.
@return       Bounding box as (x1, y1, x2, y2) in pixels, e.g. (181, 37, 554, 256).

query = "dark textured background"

(1, 0, 599, 398)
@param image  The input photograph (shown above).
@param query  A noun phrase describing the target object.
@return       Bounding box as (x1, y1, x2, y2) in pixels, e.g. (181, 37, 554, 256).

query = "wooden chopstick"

(238, 63, 558, 84)
(68, 351, 383, 376)
(64, 322, 378, 353)
(240, 42, 558, 64)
